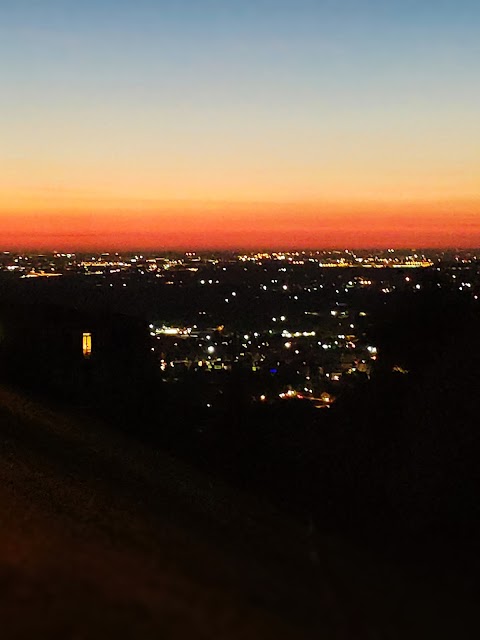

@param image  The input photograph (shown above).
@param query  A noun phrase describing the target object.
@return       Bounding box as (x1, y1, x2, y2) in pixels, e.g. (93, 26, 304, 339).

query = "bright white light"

(207, 345, 215, 354)
(280, 315, 286, 321)
(162, 328, 180, 336)
(284, 342, 292, 349)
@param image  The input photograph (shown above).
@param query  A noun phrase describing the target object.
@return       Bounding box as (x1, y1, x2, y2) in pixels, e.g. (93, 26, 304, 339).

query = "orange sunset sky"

(2, 1, 479, 250)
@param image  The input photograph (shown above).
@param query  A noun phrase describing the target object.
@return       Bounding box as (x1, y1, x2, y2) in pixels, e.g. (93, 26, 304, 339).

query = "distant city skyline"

(1, 1, 479, 249)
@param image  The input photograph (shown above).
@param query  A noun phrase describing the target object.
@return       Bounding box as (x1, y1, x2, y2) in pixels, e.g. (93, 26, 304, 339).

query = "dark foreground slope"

(0, 385, 477, 639)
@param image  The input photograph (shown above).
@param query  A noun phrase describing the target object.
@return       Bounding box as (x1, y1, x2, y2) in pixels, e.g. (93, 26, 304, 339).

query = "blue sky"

(2, 1, 478, 111)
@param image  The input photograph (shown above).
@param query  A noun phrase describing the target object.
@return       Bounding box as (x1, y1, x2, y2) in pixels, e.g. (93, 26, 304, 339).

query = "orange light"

(82, 332, 92, 358)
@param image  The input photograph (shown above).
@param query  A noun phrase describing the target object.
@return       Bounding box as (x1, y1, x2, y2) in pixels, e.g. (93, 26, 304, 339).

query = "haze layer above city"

(1, 0, 479, 250)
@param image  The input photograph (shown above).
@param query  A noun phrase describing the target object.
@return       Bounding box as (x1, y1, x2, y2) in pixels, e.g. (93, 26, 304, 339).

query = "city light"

(2, 249, 475, 413)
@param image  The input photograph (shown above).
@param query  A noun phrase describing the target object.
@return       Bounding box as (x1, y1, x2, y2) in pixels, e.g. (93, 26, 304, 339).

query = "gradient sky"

(1, 0, 479, 249)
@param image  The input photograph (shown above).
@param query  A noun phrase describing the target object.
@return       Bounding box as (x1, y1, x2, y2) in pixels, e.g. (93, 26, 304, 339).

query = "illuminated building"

(82, 332, 92, 358)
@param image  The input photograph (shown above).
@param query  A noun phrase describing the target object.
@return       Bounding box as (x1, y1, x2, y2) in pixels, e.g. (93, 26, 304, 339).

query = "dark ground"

(0, 384, 477, 639)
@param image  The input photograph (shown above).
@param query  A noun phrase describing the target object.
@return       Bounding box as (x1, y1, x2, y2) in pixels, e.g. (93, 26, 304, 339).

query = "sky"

(1, 0, 479, 249)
